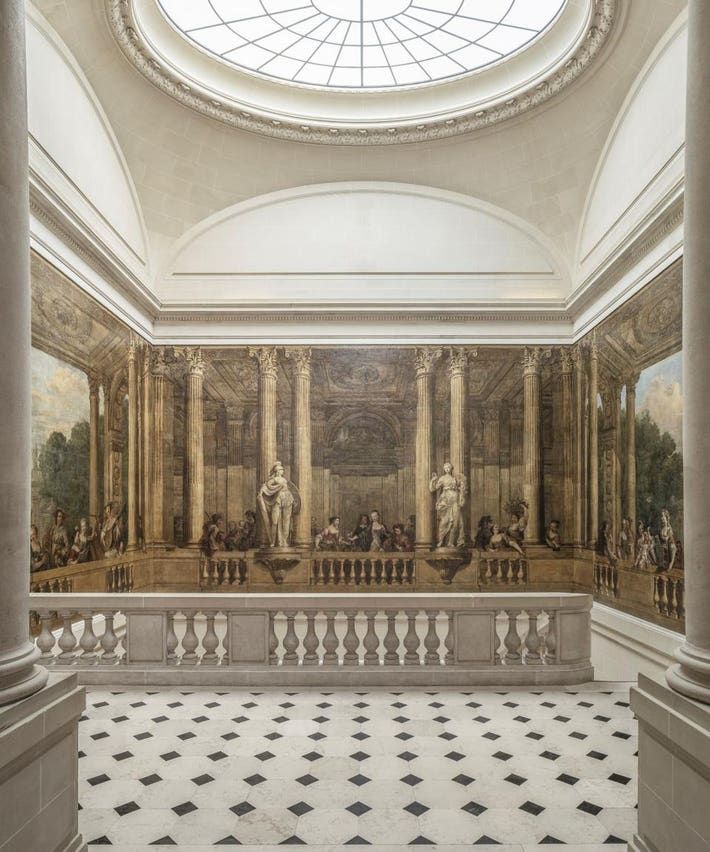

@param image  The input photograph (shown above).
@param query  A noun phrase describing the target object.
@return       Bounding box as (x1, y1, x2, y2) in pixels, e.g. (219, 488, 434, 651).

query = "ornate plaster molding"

(108, 0, 617, 146)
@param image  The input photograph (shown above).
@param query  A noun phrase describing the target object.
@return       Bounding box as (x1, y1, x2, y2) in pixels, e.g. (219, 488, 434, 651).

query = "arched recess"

(158, 182, 570, 308)
(576, 10, 687, 283)
(27, 5, 149, 279)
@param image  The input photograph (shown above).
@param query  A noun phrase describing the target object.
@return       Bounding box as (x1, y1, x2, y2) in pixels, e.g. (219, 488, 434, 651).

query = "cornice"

(107, 0, 617, 146)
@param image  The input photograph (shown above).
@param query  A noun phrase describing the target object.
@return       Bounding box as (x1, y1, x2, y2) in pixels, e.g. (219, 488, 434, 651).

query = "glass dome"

(156, 0, 567, 90)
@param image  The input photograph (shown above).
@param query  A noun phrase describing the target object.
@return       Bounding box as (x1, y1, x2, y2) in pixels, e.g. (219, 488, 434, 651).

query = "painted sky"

(32, 348, 89, 449)
(636, 351, 683, 448)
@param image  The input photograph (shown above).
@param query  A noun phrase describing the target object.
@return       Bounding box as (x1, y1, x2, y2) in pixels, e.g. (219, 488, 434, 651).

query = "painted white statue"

(429, 461, 467, 549)
(257, 461, 300, 548)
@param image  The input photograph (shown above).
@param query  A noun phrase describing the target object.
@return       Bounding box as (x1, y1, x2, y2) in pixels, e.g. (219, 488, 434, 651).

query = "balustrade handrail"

(30, 550, 150, 584)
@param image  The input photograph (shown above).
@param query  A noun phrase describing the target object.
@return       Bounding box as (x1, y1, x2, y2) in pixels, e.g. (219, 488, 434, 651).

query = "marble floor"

(77, 684, 637, 850)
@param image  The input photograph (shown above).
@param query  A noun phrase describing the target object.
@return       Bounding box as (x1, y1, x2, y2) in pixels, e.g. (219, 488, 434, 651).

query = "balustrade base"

(0, 673, 86, 852)
(34, 662, 594, 688)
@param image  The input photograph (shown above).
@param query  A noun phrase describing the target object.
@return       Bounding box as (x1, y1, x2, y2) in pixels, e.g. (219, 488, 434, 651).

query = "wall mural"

(29, 251, 684, 626)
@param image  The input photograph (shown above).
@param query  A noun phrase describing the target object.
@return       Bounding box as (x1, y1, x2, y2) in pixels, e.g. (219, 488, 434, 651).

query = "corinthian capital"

(184, 346, 205, 377)
(414, 347, 442, 378)
(521, 346, 542, 375)
(127, 332, 141, 363)
(87, 371, 101, 396)
(249, 346, 279, 378)
(150, 347, 170, 378)
(285, 346, 312, 377)
(624, 371, 641, 390)
(559, 347, 575, 374)
(448, 346, 473, 378)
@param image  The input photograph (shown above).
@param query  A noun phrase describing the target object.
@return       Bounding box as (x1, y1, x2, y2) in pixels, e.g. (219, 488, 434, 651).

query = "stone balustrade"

(312, 552, 415, 586)
(28, 591, 593, 686)
(654, 571, 684, 620)
(478, 556, 528, 585)
(593, 558, 619, 598)
(199, 555, 248, 589)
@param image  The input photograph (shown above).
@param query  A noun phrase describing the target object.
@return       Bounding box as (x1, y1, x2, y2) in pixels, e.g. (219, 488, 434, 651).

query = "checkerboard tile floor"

(78, 685, 637, 848)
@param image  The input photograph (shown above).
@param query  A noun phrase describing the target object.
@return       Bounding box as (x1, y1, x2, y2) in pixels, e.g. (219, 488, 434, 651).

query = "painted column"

(560, 349, 575, 542)
(482, 402, 501, 521)
(287, 347, 312, 547)
(102, 376, 112, 507)
(448, 348, 469, 540)
(414, 347, 441, 549)
(0, 0, 48, 705)
(613, 381, 623, 538)
(184, 347, 205, 547)
(522, 347, 543, 543)
(150, 350, 170, 545)
(625, 373, 639, 545)
(88, 372, 101, 528)
(126, 336, 139, 551)
(509, 404, 524, 501)
(203, 415, 217, 516)
(666, 0, 710, 704)
(226, 408, 244, 526)
(249, 347, 279, 546)
(573, 347, 586, 546)
(141, 348, 152, 546)
(587, 337, 599, 547)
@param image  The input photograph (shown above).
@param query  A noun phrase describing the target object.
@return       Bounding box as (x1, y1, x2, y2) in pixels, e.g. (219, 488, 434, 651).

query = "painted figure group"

(199, 509, 257, 558)
(30, 502, 126, 572)
(314, 511, 416, 553)
(473, 501, 530, 554)
(598, 509, 681, 572)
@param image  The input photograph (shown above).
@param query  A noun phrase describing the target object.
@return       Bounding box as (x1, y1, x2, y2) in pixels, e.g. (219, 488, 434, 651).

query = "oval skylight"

(156, 0, 567, 90)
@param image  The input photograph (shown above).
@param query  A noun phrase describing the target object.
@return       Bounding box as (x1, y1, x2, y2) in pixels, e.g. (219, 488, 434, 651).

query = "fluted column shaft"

(522, 348, 543, 543)
(288, 348, 312, 547)
(102, 377, 112, 505)
(150, 352, 170, 545)
(415, 348, 441, 548)
(587, 339, 599, 546)
(141, 351, 152, 545)
(127, 338, 139, 550)
(0, 0, 48, 705)
(226, 412, 244, 526)
(448, 348, 469, 540)
(573, 348, 586, 546)
(88, 373, 100, 526)
(184, 348, 205, 547)
(250, 347, 279, 546)
(625, 375, 638, 545)
(561, 351, 574, 542)
(666, 0, 710, 703)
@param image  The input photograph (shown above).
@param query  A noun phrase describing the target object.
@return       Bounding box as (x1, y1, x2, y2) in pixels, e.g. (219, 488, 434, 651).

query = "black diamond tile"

(150, 837, 176, 845)
(88, 774, 110, 786)
(445, 751, 465, 761)
(520, 801, 545, 816)
(313, 716, 330, 724)
(613, 731, 632, 740)
(400, 774, 422, 786)
(604, 835, 627, 844)
(353, 716, 369, 724)
(317, 701, 333, 709)
(474, 716, 490, 724)
(129, 701, 145, 708)
(493, 751, 512, 761)
(160, 751, 180, 761)
(215, 836, 241, 845)
(233, 716, 249, 724)
(245, 774, 266, 786)
(78, 751, 86, 759)
(167, 701, 183, 708)
(205, 701, 220, 708)
(395, 732, 413, 741)
(404, 801, 429, 816)
(615, 700, 631, 708)
(296, 774, 317, 786)
(346, 801, 371, 816)
(554, 715, 571, 723)
(113, 751, 133, 761)
(289, 801, 314, 816)
(352, 731, 370, 741)
(482, 731, 501, 741)
(139, 774, 162, 786)
(570, 731, 588, 740)
(503, 701, 519, 708)
(178, 732, 196, 741)
(540, 750, 560, 761)
(280, 836, 306, 845)
(505, 773, 527, 786)
(208, 751, 228, 761)
(433, 715, 450, 723)
(392, 701, 407, 708)
(526, 732, 544, 741)
(256, 751, 275, 762)
(578, 800, 603, 816)
(466, 701, 482, 708)
(514, 715, 531, 723)
(540, 836, 564, 844)
(222, 732, 240, 741)
(578, 700, 594, 708)
(264, 731, 282, 741)
(350, 751, 370, 761)
(462, 800, 487, 816)
(191, 774, 214, 786)
(243, 701, 258, 709)
(112, 715, 129, 723)
(354, 701, 369, 708)
(453, 773, 474, 786)
(230, 802, 255, 817)
(303, 751, 322, 762)
(91, 732, 109, 741)
(88, 837, 112, 845)
(309, 732, 326, 741)
(152, 715, 169, 723)
(280, 701, 295, 709)
(115, 801, 140, 816)
(134, 732, 152, 741)
(429, 701, 444, 708)
(473, 836, 501, 845)
(595, 714, 611, 722)
(588, 750, 607, 760)
(93, 701, 110, 708)
(609, 773, 631, 785)
(192, 715, 209, 724)
(541, 701, 557, 708)
(393, 716, 410, 723)
(344, 836, 371, 845)
(172, 801, 197, 817)
(398, 751, 417, 761)
(439, 731, 457, 741)
(410, 837, 435, 845)
(273, 716, 289, 723)
(348, 774, 371, 786)
(557, 773, 579, 785)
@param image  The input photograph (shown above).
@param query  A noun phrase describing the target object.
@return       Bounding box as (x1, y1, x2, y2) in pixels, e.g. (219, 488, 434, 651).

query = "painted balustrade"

(653, 572, 684, 620)
(478, 557, 528, 585)
(28, 592, 592, 686)
(593, 559, 618, 598)
(312, 553, 415, 586)
(199, 556, 248, 589)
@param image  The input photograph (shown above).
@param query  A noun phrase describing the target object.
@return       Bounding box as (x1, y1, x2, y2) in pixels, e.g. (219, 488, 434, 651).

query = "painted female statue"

(257, 461, 300, 548)
(429, 461, 467, 549)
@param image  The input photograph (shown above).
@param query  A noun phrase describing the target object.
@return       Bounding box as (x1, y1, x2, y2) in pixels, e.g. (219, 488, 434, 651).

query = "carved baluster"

(129, 564, 135, 591)
(354, 559, 362, 585)
(222, 613, 230, 665)
(202, 613, 219, 664)
(37, 614, 56, 661)
(519, 560, 527, 583)
(322, 611, 339, 665)
(166, 611, 178, 665)
(383, 610, 400, 665)
(653, 577, 660, 612)
(323, 560, 331, 585)
(385, 559, 393, 584)
(403, 611, 420, 665)
(268, 612, 278, 665)
(79, 612, 99, 662)
(58, 611, 78, 662)
(424, 611, 441, 665)
(343, 612, 360, 665)
(100, 613, 119, 662)
(239, 559, 248, 584)
(504, 610, 522, 663)
(181, 611, 199, 665)
(406, 559, 415, 584)
(303, 612, 319, 665)
(344, 559, 352, 585)
(363, 611, 380, 665)
(395, 559, 404, 584)
(312, 560, 320, 585)
(444, 612, 455, 665)
(374, 560, 383, 585)
(545, 610, 558, 664)
(364, 559, 372, 585)
(524, 609, 542, 665)
(106, 568, 113, 593)
(337, 559, 345, 585)
(658, 577, 669, 615)
(494, 612, 503, 663)
(282, 611, 299, 665)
